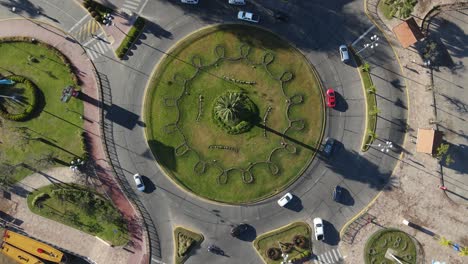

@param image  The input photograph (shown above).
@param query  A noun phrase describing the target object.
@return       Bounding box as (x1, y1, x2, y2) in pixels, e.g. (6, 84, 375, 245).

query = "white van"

(229, 0, 246, 5)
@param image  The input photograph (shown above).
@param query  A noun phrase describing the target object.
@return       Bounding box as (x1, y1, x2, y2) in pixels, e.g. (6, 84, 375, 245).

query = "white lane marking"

(68, 15, 89, 32)
(324, 251, 331, 263)
(151, 257, 166, 264)
(332, 249, 339, 260)
(337, 249, 343, 258)
(123, 3, 138, 9)
(86, 49, 97, 61)
(124, 1, 139, 7)
(138, 0, 150, 14)
(351, 25, 376, 46)
(95, 42, 106, 54)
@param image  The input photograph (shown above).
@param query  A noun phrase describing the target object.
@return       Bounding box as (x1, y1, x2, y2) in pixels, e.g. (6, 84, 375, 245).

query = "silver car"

(181, 0, 198, 4)
(133, 173, 145, 192)
(229, 0, 246, 5)
(339, 45, 350, 62)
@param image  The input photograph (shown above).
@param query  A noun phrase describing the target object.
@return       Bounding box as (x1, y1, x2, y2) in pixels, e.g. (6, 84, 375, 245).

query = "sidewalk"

(0, 19, 147, 264)
(340, 1, 467, 263)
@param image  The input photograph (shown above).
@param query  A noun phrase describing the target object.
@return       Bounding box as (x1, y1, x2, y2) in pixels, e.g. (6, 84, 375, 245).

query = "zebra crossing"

(313, 248, 343, 264)
(121, 0, 142, 15)
(85, 38, 111, 61)
(68, 15, 100, 43)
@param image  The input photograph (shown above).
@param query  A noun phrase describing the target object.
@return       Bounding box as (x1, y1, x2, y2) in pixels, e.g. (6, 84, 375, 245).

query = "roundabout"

(145, 25, 324, 204)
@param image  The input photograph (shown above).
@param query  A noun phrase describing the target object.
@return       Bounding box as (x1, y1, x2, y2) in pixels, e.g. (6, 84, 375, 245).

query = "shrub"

(115, 17, 146, 59)
(90, 11, 97, 17)
(32, 193, 50, 208)
(0, 75, 39, 121)
(266, 247, 281, 260)
(292, 235, 309, 249)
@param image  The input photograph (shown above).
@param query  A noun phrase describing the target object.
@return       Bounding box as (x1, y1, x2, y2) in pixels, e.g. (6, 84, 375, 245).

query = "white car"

(277, 192, 293, 207)
(133, 173, 145, 192)
(237, 11, 259, 23)
(181, 0, 198, 4)
(339, 45, 350, 62)
(313, 217, 324, 241)
(229, 0, 246, 5)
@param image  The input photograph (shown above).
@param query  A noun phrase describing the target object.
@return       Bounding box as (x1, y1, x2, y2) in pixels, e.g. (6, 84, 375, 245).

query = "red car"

(326, 88, 336, 108)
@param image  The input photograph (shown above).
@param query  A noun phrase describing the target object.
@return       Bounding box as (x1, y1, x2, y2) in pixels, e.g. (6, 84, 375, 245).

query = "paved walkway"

(0, 19, 147, 264)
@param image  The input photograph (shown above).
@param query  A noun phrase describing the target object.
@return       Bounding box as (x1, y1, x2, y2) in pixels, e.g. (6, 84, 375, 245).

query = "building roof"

(392, 18, 424, 48)
(416, 128, 440, 154)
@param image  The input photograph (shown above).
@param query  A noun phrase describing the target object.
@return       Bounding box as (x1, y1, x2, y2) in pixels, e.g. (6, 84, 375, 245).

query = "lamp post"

(356, 34, 379, 54)
(366, 141, 393, 153)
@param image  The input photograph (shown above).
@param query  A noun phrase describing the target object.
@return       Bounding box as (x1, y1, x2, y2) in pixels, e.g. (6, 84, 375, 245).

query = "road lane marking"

(68, 14, 88, 32)
(351, 25, 376, 46)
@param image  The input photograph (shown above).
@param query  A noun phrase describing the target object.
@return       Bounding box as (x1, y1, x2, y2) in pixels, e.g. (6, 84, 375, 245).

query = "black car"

(333, 185, 343, 202)
(273, 11, 288, 22)
(322, 137, 335, 157)
(230, 223, 248, 237)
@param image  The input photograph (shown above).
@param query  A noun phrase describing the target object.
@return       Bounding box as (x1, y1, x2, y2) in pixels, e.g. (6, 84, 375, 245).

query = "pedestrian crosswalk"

(68, 15, 100, 43)
(85, 39, 111, 61)
(121, 0, 142, 15)
(313, 248, 343, 264)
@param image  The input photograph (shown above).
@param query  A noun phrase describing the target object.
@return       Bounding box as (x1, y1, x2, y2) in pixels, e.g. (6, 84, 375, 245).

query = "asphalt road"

(0, 0, 407, 263)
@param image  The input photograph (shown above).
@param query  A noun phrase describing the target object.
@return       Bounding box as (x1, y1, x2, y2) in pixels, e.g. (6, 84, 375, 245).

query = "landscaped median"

(253, 222, 312, 264)
(115, 17, 146, 59)
(173, 227, 204, 264)
(351, 50, 378, 152)
(364, 228, 418, 264)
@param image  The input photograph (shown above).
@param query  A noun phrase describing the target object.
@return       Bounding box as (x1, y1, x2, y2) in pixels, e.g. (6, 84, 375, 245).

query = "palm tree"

(214, 92, 243, 124)
(367, 85, 376, 94)
(439, 237, 452, 247)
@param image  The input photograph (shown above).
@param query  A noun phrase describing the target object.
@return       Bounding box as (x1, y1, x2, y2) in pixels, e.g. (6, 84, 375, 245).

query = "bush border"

(363, 228, 418, 264)
(0, 75, 39, 121)
(116, 17, 146, 59)
(173, 226, 204, 264)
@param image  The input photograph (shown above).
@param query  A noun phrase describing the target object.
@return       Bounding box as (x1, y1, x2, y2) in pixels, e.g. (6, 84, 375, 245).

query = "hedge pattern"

(0, 75, 39, 121)
(161, 44, 306, 185)
(116, 17, 146, 59)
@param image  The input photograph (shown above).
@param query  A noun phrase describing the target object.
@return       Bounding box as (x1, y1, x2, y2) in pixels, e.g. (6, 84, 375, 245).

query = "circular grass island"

(364, 229, 418, 264)
(145, 25, 325, 204)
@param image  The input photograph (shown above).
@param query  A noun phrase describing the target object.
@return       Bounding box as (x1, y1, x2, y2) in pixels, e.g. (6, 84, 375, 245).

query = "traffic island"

(253, 222, 312, 264)
(364, 228, 417, 264)
(144, 24, 325, 204)
(173, 227, 204, 264)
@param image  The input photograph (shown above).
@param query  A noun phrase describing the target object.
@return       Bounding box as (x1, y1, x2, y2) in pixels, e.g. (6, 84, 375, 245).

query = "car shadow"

(141, 175, 156, 193)
(284, 195, 303, 212)
(322, 220, 340, 246)
(337, 187, 355, 206)
(235, 224, 257, 242)
(333, 91, 348, 112)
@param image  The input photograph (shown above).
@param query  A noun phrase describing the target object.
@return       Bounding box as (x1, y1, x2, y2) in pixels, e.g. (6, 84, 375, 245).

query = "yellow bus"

(1, 242, 44, 264)
(3, 230, 63, 263)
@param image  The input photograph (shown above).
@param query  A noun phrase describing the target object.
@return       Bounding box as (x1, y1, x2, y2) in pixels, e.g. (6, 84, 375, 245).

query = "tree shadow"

(256, 123, 317, 151)
(234, 223, 257, 242)
(147, 140, 176, 171)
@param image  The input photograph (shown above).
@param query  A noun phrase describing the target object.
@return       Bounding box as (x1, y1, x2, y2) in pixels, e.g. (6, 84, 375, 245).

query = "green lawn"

(0, 40, 84, 184)
(145, 25, 325, 204)
(254, 222, 312, 264)
(364, 229, 417, 264)
(27, 184, 129, 246)
(174, 227, 204, 264)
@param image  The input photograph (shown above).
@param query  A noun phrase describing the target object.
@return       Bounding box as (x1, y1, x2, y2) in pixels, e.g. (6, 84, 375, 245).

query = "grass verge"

(351, 50, 377, 152)
(0, 39, 84, 184)
(174, 227, 204, 264)
(253, 222, 312, 264)
(27, 184, 129, 246)
(364, 228, 417, 264)
(116, 17, 146, 59)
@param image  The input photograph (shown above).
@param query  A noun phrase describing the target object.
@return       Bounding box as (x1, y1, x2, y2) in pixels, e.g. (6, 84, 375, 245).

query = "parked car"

(181, 0, 198, 4)
(133, 173, 145, 192)
(238, 11, 259, 23)
(230, 223, 248, 237)
(277, 192, 293, 207)
(313, 217, 325, 241)
(339, 45, 350, 62)
(229, 0, 246, 5)
(322, 137, 335, 157)
(326, 88, 336, 108)
(333, 185, 343, 202)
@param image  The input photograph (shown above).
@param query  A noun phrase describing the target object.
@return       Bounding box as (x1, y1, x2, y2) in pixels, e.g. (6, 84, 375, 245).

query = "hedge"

(0, 75, 39, 121)
(115, 17, 146, 59)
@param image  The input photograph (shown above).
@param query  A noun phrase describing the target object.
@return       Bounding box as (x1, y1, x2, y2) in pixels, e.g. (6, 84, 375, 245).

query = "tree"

(214, 92, 243, 124)
(367, 85, 376, 94)
(0, 163, 17, 188)
(436, 143, 455, 166)
(439, 236, 452, 247)
(369, 106, 381, 116)
(362, 62, 371, 72)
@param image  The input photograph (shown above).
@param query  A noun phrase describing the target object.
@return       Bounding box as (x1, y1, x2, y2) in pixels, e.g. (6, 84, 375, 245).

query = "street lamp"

(356, 34, 380, 54)
(366, 141, 393, 153)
